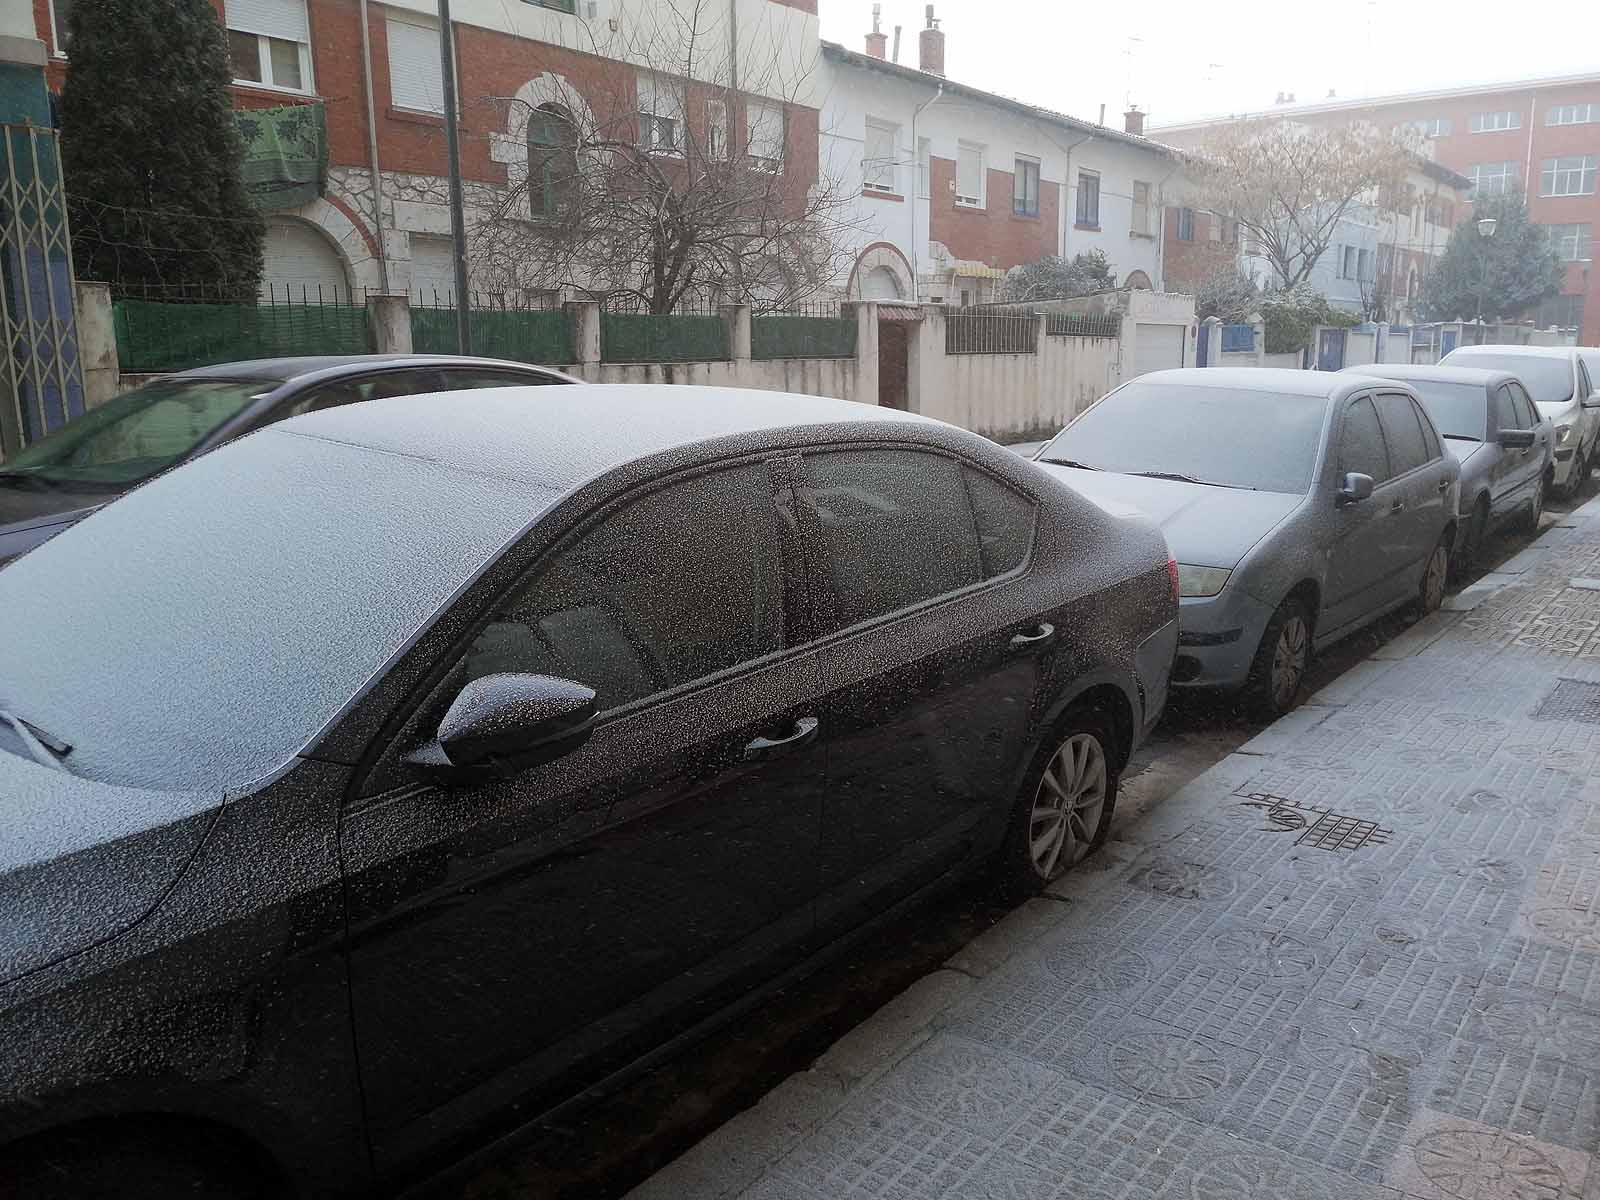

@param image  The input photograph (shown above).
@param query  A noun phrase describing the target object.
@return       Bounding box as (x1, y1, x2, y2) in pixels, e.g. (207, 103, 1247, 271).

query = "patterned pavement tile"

(1125, 855, 1241, 904)
(1383, 1108, 1590, 1200)
(944, 960, 1133, 1065)
(1379, 866, 1529, 932)
(1314, 944, 1480, 1035)
(1425, 1039, 1600, 1154)
(1464, 984, 1600, 1069)
(1268, 998, 1444, 1086)
(1347, 914, 1505, 979)
(1158, 1135, 1408, 1200)
(1487, 934, 1600, 1007)
(1134, 953, 1316, 1051)
(1224, 872, 1378, 942)
(1534, 859, 1600, 914)
(873, 1035, 1062, 1141)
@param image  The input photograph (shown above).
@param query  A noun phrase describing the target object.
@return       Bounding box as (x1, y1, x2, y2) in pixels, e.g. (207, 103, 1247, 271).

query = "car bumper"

(1553, 447, 1576, 486)
(1171, 587, 1276, 692)
(1135, 616, 1179, 735)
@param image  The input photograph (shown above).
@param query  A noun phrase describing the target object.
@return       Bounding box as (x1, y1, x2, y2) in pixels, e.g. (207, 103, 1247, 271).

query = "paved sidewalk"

(630, 493, 1600, 1200)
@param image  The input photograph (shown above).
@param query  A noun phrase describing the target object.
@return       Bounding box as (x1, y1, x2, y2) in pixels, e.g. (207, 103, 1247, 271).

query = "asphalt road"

(427, 471, 1586, 1200)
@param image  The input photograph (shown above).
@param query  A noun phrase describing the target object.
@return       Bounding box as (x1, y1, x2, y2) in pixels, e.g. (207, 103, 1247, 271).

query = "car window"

(1507, 384, 1538, 430)
(462, 462, 785, 712)
(435, 368, 567, 389)
(803, 449, 983, 631)
(1374, 392, 1430, 475)
(1578, 359, 1593, 401)
(963, 466, 1035, 578)
(1403, 379, 1485, 441)
(1338, 396, 1391, 485)
(1491, 385, 1516, 434)
(1442, 351, 1574, 404)
(279, 369, 449, 419)
(1412, 397, 1442, 460)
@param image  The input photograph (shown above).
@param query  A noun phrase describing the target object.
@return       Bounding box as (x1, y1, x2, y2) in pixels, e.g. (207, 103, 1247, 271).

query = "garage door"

(410, 235, 457, 304)
(1131, 323, 1185, 379)
(260, 219, 350, 302)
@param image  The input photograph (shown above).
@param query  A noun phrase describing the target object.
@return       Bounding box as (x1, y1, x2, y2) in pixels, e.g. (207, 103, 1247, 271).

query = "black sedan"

(0, 354, 578, 565)
(0, 385, 1176, 1197)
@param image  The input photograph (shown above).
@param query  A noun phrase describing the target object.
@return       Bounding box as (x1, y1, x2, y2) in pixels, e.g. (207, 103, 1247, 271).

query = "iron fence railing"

(112, 284, 370, 374)
(409, 291, 573, 364)
(947, 308, 1040, 355)
(1043, 312, 1121, 339)
(1221, 323, 1255, 352)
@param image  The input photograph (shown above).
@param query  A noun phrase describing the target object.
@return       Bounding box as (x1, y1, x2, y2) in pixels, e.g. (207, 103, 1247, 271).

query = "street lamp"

(1476, 216, 1498, 336)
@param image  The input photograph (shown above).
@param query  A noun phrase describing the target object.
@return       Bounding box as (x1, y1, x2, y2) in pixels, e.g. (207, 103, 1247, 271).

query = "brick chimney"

(919, 5, 945, 76)
(1123, 105, 1145, 135)
(865, 3, 887, 60)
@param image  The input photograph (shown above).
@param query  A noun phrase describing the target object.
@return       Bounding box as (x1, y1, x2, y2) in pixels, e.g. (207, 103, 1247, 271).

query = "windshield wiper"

(0, 705, 72, 771)
(1128, 470, 1256, 490)
(0, 470, 63, 490)
(1038, 457, 1102, 470)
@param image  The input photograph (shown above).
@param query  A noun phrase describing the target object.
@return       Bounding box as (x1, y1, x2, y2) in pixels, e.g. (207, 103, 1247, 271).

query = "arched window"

(1123, 270, 1153, 291)
(861, 265, 902, 301)
(527, 104, 577, 219)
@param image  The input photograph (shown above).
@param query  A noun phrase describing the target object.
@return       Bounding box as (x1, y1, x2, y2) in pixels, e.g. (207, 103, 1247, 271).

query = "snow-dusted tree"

(467, 0, 858, 313)
(997, 251, 1115, 303)
(1193, 266, 1261, 323)
(1418, 192, 1560, 322)
(1185, 119, 1420, 292)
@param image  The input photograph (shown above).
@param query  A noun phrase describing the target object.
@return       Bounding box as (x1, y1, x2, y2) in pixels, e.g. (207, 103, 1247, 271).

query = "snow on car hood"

(0, 752, 220, 984)
(1036, 464, 1303, 569)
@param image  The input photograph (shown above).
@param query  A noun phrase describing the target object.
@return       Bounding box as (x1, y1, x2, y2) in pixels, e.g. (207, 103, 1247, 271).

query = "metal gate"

(0, 123, 85, 459)
(1316, 327, 1347, 372)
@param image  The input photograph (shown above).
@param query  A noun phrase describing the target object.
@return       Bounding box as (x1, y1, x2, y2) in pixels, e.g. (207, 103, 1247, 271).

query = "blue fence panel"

(1221, 324, 1255, 353)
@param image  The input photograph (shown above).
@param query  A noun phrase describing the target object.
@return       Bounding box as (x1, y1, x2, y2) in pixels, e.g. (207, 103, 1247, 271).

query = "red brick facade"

(926, 156, 1059, 270)
(1161, 208, 1238, 295)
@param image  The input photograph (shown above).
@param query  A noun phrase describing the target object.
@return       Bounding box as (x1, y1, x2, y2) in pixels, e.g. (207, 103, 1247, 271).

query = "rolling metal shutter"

(1131, 323, 1185, 379)
(224, 0, 309, 42)
(260, 219, 349, 301)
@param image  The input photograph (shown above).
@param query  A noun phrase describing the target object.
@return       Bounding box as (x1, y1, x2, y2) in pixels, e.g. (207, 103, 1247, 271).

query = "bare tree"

(465, 0, 859, 313)
(1185, 119, 1420, 292)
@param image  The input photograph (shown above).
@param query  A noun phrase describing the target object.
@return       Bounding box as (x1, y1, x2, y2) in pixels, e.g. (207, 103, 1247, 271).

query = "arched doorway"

(259, 217, 352, 302)
(861, 265, 903, 301)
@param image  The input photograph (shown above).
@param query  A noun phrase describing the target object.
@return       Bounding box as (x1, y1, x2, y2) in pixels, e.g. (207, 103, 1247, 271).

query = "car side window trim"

(1373, 390, 1434, 479)
(1338, 392, 1393, 486)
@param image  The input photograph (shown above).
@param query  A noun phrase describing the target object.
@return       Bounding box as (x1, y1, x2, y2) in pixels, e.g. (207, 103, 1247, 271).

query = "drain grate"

(1233, 791, 1392, 852)
(1533, 679, 1600, 724)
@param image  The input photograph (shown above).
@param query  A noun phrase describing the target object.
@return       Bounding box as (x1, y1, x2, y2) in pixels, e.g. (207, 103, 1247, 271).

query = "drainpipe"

(1153, 157, 1181, 292)
(909, 80, 944, 301)
(358, 0, 390, 292)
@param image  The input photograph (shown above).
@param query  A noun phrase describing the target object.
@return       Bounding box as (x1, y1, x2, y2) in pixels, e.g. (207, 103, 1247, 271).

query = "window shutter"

(387, 20, 444, 114)
(225, 0, 309, 42)
(957, 145, 981, 201)
(749, 101, 783, 162)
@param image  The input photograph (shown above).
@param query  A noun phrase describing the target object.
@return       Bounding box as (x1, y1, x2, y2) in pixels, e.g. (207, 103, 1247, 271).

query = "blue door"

(1195, 323, 1209, 367)
(1317, 328, 1347, 371)
(1441, 329, 1458, 356)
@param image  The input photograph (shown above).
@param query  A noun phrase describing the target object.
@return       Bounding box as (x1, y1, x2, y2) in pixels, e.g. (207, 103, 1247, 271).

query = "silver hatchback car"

(1034, 369, 1459, 719)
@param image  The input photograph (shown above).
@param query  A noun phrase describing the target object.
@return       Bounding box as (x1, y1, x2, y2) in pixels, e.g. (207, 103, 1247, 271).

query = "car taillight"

(1166, 558, 1180, 604)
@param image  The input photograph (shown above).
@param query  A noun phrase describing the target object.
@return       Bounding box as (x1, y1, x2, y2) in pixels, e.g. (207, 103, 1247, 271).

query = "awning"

(951, 264, 1005, 280)
(875, 303, 924, 321)
(236, 103, 328, 211)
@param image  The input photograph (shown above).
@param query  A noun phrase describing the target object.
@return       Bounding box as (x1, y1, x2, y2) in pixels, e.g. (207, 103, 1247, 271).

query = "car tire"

(1, 1124, 276, 1200)
(1417, 533, 1450, 616)
(1241, 595, 1311, 723)
(996, 708, 1119, 897)
(1456, 497, 1489, 578)
(1523, 472, 1547, 534)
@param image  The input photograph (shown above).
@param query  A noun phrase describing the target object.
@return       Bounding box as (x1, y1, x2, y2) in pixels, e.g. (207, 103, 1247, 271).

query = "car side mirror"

(1498, 428, 1536, 449)
(404, 673, 597, 781)
(1336, 472, 1374, 506)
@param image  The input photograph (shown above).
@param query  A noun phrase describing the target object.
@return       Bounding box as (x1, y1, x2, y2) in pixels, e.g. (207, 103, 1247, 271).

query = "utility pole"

(438, 0, 470, 353)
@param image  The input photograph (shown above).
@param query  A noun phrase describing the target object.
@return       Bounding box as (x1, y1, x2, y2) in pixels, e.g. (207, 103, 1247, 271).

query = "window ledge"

(954, 199, 985, 209)
(1074, 223, 1102, 232)
(231, 80, 319, 101)
(388, 107, 465, 129)
(863, 189, 905, 202)
(1129, 230, 1156, 241)
(1011, 210, 1040, 220)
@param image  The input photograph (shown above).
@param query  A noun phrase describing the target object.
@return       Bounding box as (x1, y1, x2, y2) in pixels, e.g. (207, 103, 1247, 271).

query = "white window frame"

(1468, 161, 1518, 199)
(226, 0, 314, 95)
(955, 141, 985, 207)
(1013, 154, 1040, 218)
(862, 118, 899, 194)
(386, 17, 448, 115)
(1547, 103, 1600, 127)
(48, 0, 71, 57)
(1075, 168, 1100, 228)
(706, 98, 728, 161)
(1408, 116, 1451, 138)
(1130, 180, 1151, 236)
(746, 100, 784, 173)
(1469, 110, 1521, 133)
(637, 72, 684, 155)
(1546, 223, 1592, 262)
(1542, 155, 1598, 198)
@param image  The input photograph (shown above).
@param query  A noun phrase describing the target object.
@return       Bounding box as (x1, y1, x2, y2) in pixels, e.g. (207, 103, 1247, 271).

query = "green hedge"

(601, 312, 727, 362)
(751, 314, 857, 360)
(113, 299, 369, 372)
(411, 307, 573, 364)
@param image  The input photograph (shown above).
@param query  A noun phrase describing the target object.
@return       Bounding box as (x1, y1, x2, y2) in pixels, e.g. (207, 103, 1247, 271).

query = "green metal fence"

(112, 287, 369, 372)
(600, 311, 727, 363)
(751, 307, 857, 360)
(411, 298, 573, 364)
(947, 308, 1039, 355)
(1045, 312, 1121, 339)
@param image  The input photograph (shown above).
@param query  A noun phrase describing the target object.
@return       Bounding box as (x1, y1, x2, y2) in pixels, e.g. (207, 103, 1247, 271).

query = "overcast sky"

(818, 0, 1600, 127)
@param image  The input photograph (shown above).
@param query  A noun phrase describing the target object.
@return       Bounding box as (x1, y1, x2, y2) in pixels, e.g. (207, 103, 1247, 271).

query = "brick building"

(1154, 72, 1600, 344)
(32, 0, 823, 301)
(821, 8, 1185, 306)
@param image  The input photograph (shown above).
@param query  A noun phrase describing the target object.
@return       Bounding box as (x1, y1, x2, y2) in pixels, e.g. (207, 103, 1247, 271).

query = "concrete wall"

(570, 357, 861, 401)
(1262, 351, 1303, 369)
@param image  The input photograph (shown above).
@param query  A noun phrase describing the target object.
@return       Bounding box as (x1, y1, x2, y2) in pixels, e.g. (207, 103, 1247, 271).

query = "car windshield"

(0, 427, 555, 791)
(0, 377, 275, 488)
(1403, 380, 1488, 440)
(1039, 381, 1329, 494)
(1444, 352, 1573, 405)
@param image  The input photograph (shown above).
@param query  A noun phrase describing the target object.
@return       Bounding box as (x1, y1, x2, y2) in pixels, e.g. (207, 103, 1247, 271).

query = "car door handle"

(1437, 477, 1451, 493)
(743, 716, 820, 762)
(1009, 623, 1056, 648)
(1390, 500, 1405, 512)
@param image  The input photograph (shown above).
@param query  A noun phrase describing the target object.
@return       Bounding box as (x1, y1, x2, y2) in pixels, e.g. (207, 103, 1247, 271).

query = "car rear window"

(1443, 352, 1573, 405)
(1403, 380, 1487, 441)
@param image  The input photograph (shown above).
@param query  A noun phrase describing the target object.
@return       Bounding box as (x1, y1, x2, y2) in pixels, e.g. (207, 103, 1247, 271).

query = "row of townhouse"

(1155, 71, 1600, 344)
(24, 0, 1219, 310)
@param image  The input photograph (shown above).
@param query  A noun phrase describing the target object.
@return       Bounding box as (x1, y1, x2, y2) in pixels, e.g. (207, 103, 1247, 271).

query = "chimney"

(865, 4, 886, 59)
(1123, 105, 1145, 135)
(892, 24, 902, 63)
(919, 5, 945, 76)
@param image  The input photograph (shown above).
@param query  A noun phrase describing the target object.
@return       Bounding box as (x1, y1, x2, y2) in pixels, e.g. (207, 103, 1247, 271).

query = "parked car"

(0, 354, 580, 566)
(1343, 364, 1552, 568)
(0, 385, 1177, 1197)
(1439, 344, 1598, 496)
(1034, 368, 1459, 718)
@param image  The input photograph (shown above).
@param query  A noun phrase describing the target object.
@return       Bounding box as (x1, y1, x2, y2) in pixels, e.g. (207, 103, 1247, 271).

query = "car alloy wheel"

(1028, 732, 1109, 881)
(1420, 540, 1449, 614)
(1269, 614, 1309, 712)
